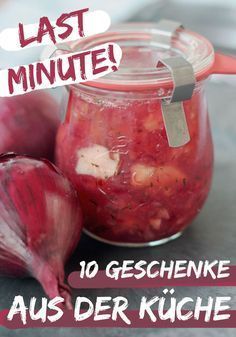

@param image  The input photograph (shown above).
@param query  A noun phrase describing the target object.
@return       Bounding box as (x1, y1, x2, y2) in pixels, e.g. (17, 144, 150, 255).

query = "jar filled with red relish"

(56, 21, 236, 247)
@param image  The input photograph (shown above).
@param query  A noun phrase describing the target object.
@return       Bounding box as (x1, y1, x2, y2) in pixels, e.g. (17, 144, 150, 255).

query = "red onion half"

(0, 153, 83, 309)
(0, 91, 60, 161)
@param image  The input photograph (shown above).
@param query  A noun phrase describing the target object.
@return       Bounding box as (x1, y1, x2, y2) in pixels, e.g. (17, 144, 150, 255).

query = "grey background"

(0, 0, 236, 336)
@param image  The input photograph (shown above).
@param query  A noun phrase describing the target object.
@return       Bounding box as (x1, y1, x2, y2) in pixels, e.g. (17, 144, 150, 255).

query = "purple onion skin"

(0, 153, 83, 309)
(0, 91, 60, 161)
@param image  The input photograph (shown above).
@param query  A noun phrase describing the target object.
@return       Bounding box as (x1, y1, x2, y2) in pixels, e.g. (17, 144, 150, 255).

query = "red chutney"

(55, 22, 216, 246)
(56, 84, 213, 245)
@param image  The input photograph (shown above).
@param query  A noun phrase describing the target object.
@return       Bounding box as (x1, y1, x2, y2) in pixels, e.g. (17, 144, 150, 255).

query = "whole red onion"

(0, 91, 60, 161)
(0, 153, 83, 309)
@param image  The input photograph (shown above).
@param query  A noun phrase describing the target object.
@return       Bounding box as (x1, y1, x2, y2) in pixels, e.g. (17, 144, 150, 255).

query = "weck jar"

(55, 22, 235, 247)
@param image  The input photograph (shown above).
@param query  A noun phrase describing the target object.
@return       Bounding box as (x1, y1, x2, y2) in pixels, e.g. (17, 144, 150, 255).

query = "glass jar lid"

(70, 22, 215, 92)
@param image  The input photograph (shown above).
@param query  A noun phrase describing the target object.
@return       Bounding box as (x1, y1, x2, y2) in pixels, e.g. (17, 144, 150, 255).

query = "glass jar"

(55, 23, 234, 247)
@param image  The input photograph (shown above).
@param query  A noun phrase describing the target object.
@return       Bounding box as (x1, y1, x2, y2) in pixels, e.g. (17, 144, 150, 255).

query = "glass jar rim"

(69, 22, 215, 92)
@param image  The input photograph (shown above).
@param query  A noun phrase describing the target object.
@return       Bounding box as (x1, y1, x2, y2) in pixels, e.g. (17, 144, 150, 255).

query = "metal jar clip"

(155, 19, 183, 46)
(156, 20, 196, 148)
